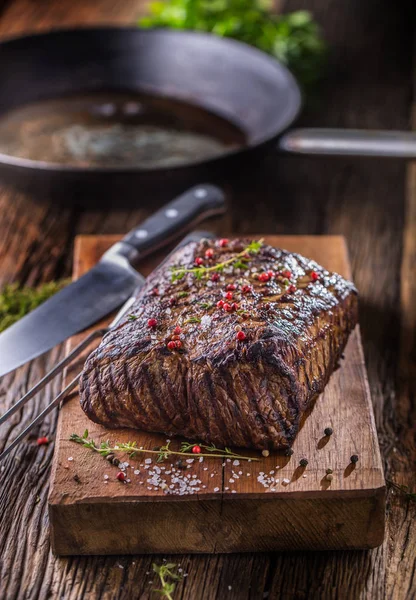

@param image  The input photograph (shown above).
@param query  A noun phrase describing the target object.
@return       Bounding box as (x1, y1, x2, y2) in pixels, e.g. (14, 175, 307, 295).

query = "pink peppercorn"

(148, 318, 157, 328)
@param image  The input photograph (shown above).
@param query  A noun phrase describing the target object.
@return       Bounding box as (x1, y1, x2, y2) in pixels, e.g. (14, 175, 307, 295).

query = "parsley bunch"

(139, 0, 326, 89)
(0, 281, 68, 333)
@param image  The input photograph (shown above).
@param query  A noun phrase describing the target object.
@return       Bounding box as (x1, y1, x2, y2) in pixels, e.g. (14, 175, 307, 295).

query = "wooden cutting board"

(48, 235, 385, 555)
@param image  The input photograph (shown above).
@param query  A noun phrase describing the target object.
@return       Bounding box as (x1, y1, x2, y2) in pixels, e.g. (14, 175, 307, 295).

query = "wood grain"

(48, 234, 385, 554)
(0, 0, 414, 598)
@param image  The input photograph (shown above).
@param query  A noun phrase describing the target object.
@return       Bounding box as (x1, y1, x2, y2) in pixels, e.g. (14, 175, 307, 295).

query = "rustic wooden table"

(0, 1, 415, 598)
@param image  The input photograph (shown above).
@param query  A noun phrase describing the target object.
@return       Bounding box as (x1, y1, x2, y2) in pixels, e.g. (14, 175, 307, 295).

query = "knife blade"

(0, 184, 225, 377)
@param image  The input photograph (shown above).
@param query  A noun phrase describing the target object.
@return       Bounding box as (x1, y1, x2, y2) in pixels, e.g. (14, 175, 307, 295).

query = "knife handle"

(104, 185, 225, 265)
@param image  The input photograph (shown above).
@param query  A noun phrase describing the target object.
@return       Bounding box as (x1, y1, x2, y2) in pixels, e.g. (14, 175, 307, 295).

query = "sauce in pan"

(0, 91, 246, 168)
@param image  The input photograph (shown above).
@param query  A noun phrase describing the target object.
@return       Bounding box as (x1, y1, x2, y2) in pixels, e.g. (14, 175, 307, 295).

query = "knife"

(0, 184, 225, 377)
(0, 230, 216, 459)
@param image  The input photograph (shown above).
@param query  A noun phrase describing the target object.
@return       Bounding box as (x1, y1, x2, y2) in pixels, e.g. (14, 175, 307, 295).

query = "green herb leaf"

(170, 239, 264, 281)
(0, 280, 69, 333)
(139, 2, 326, 89)
(184, 317, 201, 324)
(199, 302, 213, 309)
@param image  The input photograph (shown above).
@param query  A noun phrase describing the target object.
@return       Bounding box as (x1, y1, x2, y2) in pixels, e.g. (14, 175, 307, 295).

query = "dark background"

(0, 1, 415, 598)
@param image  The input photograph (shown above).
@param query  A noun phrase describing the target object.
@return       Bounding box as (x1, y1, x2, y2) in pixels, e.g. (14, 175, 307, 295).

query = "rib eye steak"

(79, 238, 358, 450)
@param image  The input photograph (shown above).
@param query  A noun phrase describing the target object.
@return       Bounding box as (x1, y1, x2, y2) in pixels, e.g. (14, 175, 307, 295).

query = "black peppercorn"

(324, 427, 333, 436)
(350, 454, 359, 464)
(105, 453, 115, 462)
(112, 457, 120, 467)
(299, 458, 308, 467)
(152, 446, 161, 452)
(284, 448, 294, 457)
(326, 468, 333, 475)
(176, 459, 186, 470)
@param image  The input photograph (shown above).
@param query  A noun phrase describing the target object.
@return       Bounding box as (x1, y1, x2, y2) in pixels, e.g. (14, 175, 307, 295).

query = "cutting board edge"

(48, 233, 386, 555)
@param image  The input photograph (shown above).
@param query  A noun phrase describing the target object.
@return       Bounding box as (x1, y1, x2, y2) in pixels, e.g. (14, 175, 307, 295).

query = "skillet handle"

(278, 128, 416, 158)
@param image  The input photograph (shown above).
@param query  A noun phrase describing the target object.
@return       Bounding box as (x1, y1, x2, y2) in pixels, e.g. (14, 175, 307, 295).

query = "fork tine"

(0, 374, 80, 461)
(0, 328, 106, 427)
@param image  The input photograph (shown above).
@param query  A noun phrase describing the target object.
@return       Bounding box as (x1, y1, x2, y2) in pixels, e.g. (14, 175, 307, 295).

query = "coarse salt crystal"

(282, 478, 290, 485)
(186, 458, 194, 464)
(214, 487, 220, 492)
(104, 474, 109, 480)
(134, 470, 140, 475)
(232, 460, 240, 466)
(144, 458, 152, 464)
(67, 457, 74, 461)
(231, 490, 236, 494)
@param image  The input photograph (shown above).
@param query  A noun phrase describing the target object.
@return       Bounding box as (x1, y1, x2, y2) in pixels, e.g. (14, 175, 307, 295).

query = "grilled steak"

(80, 238, 358, 450)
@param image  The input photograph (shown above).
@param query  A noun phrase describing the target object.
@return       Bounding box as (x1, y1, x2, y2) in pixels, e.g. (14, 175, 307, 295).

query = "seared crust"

(80, 239, 358, 450)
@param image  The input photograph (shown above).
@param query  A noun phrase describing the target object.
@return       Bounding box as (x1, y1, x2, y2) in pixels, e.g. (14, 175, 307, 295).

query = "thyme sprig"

(171, 239, 264, 282)
(70, 431, 258, 463)
(153, 563, 183, 600)
(387, 479, 416, 503)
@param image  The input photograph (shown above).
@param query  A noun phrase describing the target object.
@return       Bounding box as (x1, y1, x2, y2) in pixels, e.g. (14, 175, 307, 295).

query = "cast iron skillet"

(0, 27, 415, 205)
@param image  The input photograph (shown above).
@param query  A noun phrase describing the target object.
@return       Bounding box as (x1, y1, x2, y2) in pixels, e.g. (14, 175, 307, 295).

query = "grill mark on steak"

(79, 238, 358, 450)
(123, 362, 148, 430)
(93, 365, 114, 424)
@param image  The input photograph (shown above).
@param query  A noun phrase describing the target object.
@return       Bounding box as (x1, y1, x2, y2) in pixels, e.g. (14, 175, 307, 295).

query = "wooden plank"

(48, 234, 385, 555)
